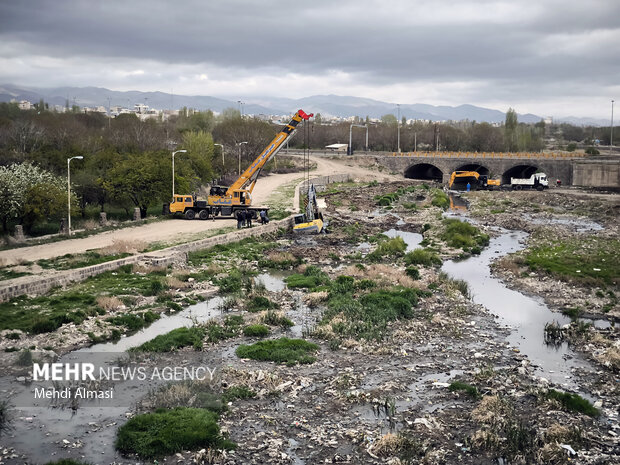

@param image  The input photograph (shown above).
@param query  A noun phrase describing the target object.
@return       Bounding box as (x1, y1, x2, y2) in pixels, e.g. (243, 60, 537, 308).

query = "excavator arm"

(226, 109, 313, 196)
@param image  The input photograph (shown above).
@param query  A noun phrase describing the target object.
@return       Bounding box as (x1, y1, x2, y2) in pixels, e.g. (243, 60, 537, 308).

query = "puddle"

(255, 273, 286, 292)
(449, 193, 469, 211)
(78, 296, 225, 353)
(441, 230, 599, 387)
(383, 229, 423, 252)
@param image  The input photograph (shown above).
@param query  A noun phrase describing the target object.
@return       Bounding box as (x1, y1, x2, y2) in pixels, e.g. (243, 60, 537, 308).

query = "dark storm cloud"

(0, 0, 618, 116)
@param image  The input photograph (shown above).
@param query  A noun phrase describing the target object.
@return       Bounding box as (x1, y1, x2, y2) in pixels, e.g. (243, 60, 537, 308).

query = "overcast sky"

(0, 0, 618, 119)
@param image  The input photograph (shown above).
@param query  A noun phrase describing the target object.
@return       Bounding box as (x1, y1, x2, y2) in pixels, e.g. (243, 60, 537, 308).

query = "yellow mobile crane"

(166, 109, 313, 219)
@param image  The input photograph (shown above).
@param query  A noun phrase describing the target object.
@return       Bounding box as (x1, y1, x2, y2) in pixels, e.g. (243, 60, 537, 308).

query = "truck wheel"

(198, 209, 209, 220)
(536, 185, 544, 191)
(184, 209, 195, 220)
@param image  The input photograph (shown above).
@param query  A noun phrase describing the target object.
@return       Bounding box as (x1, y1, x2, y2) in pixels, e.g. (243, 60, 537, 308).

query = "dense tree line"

(0, 101, 610, 235)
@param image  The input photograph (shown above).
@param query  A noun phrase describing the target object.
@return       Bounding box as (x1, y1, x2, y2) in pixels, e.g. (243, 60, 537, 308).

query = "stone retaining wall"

(0, 217, 293, 303)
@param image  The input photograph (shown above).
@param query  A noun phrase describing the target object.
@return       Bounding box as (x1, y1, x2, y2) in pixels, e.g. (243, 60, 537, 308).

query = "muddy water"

(441, 230, 603, 388)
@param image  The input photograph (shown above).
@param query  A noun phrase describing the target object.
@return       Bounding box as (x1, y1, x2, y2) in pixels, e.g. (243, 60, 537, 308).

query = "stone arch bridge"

(376, 151, 584, 185)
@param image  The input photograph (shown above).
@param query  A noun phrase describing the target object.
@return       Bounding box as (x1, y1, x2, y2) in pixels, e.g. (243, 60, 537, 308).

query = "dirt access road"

(0, 156, 392, 265)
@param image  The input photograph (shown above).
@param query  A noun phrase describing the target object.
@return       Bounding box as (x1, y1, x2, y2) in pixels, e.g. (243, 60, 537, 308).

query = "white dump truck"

(510, 172, 549, 190)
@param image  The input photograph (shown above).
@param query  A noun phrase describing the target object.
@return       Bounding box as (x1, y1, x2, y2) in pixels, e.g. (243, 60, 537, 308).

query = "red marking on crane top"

(298, 109, 314, 120)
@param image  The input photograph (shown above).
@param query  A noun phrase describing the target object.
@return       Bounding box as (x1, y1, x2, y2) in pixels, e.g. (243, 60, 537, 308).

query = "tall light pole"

(396, 104, 401, 153)
(611, 100, 615, 155)
(349, 123, 368, 155)
(214, 143, 224, 168)
(67, 156, 83, 236)
(171, 149, 187, 200)
(236, 141, 248, 176)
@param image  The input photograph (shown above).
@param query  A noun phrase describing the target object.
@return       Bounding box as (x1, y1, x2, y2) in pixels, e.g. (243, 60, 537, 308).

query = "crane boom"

(227, 109, 313, 196)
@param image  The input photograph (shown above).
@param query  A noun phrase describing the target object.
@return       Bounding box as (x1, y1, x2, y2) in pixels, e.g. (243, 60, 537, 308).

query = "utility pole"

(67, 156, 83, 235)
(397, 104, 401, 153)
(236, 141, 248, 176)
(611, 100, 615, 155)
(349, 123, 368, 155)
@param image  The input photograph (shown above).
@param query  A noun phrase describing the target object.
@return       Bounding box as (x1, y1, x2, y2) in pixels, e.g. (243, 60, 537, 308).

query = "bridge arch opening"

(454, 164, 490, 176)
(502, 165, 539, 185)
(405, 163, 443, 182)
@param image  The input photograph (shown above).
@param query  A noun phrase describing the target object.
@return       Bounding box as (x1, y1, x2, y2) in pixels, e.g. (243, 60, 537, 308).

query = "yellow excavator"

(166, 109, 313, 219)
(448, 171, 501, 190)
(293, 183, 325, 234)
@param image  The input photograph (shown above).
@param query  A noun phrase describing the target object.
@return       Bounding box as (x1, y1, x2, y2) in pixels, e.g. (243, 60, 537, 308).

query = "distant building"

(325, 143, 348, 152)
(18, 100, 32, 110)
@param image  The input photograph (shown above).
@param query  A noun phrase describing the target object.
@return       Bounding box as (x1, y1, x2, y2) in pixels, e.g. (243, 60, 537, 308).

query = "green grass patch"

(115, 407, 234, 459)
(404, 248, 442, 267)
(262, 310, 294, 328)
(374, 186, 416, 207)
(321, 285, 419, 341)
(236, 337, 318, 366)
(188, 237, 278, 266)
(546, 389, 599, 417)
(246, 296, 279, 312)
(525, 237, 620, 285)
(0, 291, 100, 334)
(441, 219, 489, 253)
(449, 381, 480, 398)
(0, 268, 31, 281)
(366, 237, 407, 262)
(107, 311, 160, 331)
(222, 385, 256, 403)
(243, 324, 270, 337)
(431, 189, 450, 210)
(131, 327, 205, 352)
(285, 265, 330, 290)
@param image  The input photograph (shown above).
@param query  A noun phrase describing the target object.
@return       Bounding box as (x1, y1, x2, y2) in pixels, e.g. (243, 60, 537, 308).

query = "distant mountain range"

(0, 84, 609, 126)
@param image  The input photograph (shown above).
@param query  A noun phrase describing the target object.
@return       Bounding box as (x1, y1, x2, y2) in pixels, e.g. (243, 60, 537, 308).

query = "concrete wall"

(572, 160, 620, 188)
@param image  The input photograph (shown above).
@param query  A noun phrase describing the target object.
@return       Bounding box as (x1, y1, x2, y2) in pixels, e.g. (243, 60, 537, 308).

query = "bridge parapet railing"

(389, 151, 586, 159)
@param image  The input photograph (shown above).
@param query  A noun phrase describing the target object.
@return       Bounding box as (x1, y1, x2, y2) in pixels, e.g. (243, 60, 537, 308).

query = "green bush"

(322, 286, 419, 341)
(236, 337, 319, 365)
(132, 327, 205, 352)
(404, 249, 441, 267)
(585, 147, 599, 155)
(405, 266, 420, 280)
(431, 190, 450, 210)
(441, 219, 489, 252)
(215, 270, 243, 294)
(243, 324, 270, 337)
(285, 265, 330, 289)
(262, 310, 294, 328)
(222, 386, 256, 403)
(246, 296, 279, 312)
(115, 407, 235, 458)
(546, 389, 599, 417)
(449, 381, 480, 398)
(366, 237, 407, 262)
(107, 311, 160, 331)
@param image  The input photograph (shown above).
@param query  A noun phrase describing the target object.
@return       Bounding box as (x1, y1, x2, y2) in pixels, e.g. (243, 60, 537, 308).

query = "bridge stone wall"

(572, 160, 620, 188)
(371, 154, 578, 185)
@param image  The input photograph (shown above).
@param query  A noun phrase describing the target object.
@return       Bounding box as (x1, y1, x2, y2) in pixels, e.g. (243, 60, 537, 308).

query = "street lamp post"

(611, 100, 615, 155)
(349, 123, 368, 154)
(171, 149, 187, 200)
(236, 142, 248, 176)
(214, 143, 224, 167)
(67, 156, 83, 236)
(397, 104, 401, 153)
